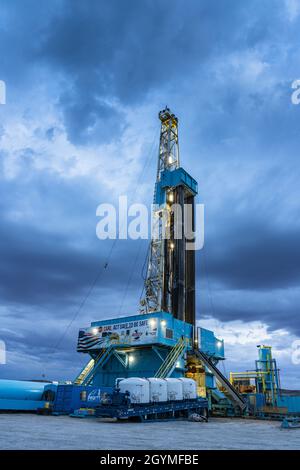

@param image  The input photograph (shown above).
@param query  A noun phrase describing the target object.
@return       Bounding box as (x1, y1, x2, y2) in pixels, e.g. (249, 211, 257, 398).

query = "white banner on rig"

(77, 318, 158, 351)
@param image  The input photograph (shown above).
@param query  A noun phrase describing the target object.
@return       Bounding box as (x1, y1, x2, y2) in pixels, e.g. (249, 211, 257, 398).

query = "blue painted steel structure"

(76, 311, 194, 387)
(277, 394, 300, 414)
(89, 311, 193, 350)
(229, 346, 300, 417)
(255, 345, 280, 406)
(154, 168, 198, 206)
(45, 383, 112, 415)
(75, 311, 225, 410)
(197, 327, 225, 360)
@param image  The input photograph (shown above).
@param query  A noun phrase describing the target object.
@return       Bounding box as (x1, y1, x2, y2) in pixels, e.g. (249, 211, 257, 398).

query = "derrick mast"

(141, 107, 197, 327)
(74, 108, 225, 407)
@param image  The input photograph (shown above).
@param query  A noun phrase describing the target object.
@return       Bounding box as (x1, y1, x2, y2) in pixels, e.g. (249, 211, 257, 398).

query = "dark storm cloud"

(0, 221, 146, 308)
(197, 276, 300, 335)
(193, 80, 300, 154)
(39, 0, 242, 93)
(0, 220, 99, 305)
(1, 0, 295, 148)
(29, 0, 279, 144)
(0, 0, 60, 85)
(201, 220, 300, 290)
(0, 170, 147, 309)
(58, 87, 125, 145)
(195, 174, 300, 335)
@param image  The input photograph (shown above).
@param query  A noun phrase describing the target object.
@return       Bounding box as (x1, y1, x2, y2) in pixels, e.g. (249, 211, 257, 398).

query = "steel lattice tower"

(141, 107, 197, 328)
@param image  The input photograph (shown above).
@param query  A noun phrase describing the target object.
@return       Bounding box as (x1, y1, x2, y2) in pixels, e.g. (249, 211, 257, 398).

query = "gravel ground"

(0, 414, 299, 450)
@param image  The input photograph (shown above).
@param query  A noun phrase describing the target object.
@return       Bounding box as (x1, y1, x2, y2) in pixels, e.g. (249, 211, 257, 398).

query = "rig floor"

(0, 414, 299, 450)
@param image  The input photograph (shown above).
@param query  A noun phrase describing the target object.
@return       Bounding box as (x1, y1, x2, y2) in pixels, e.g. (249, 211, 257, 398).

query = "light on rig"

(168, 192, 174, 203)
(92, 328, 98, 335)
(161, 320, 167, 327)
(149, 318, 157, 328)
(128, 355, 135, 364)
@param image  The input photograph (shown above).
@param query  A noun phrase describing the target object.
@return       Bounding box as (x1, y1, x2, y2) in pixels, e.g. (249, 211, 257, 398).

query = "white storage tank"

(165, 378, 183, 401)
(147, 378, 168, 403)
(118, 378, 150, 404)
(179, 378, 197, 400)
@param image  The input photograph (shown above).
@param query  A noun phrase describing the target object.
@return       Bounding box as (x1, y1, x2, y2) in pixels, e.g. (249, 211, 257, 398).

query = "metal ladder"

(74, 358, 95, 385)
(192, 349, 247, 411)
(74, 345, 113, 385)
(155, 337, 187, 379)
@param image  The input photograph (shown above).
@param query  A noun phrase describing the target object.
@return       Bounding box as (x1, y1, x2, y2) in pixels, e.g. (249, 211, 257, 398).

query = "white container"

(165, 378, 183, 401)
(118, 378, 150, 404)
(179, 378, 197, 400)
(147, 378, 168, 403)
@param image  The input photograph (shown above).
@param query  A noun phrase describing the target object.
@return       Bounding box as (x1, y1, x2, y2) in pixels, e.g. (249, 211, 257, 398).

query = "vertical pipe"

(162, 237, 169, 313)
(185, 195, 195, 330)
(170, 186, 185, 320)
(176, 186, 185, 321)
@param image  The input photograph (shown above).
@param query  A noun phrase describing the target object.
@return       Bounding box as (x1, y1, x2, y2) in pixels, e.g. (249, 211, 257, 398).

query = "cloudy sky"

(0, 0, 300, 387)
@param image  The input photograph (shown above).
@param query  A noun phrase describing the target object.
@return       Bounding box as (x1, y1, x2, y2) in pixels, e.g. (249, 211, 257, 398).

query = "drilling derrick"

(75, 108, 226, 412)
(141, 107, 197, 327)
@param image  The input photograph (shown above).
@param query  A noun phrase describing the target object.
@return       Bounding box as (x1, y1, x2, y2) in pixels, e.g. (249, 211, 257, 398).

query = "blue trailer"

(42, 383, 113, 415)
(95, 389, 208, 422)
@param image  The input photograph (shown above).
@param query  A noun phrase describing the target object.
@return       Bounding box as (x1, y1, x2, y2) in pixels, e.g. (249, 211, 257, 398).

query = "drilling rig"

(44, 107, 246, 416)
(3, 108, 300, 420)
(34, 108, 300, 421)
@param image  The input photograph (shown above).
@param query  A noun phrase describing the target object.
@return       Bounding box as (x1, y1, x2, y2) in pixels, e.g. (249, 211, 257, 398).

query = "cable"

(141, 243, 150, 281)
(48, 125, 159, 358)
(51, 242, 113, 353)
(117, 237, 145, 316)
(115, 130, 158, 315)
(221, 359, 227, 378)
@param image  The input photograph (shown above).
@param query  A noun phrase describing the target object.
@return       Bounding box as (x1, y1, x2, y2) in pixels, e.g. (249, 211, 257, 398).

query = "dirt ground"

(0, 414, 299, 450)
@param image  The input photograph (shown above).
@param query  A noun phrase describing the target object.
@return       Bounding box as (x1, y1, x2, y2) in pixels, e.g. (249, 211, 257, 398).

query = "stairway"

(74, 358, 95, 385)
(74, 345, 113, 386)
(192, 349, 246, 411)
(155, 337, 187, 378)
